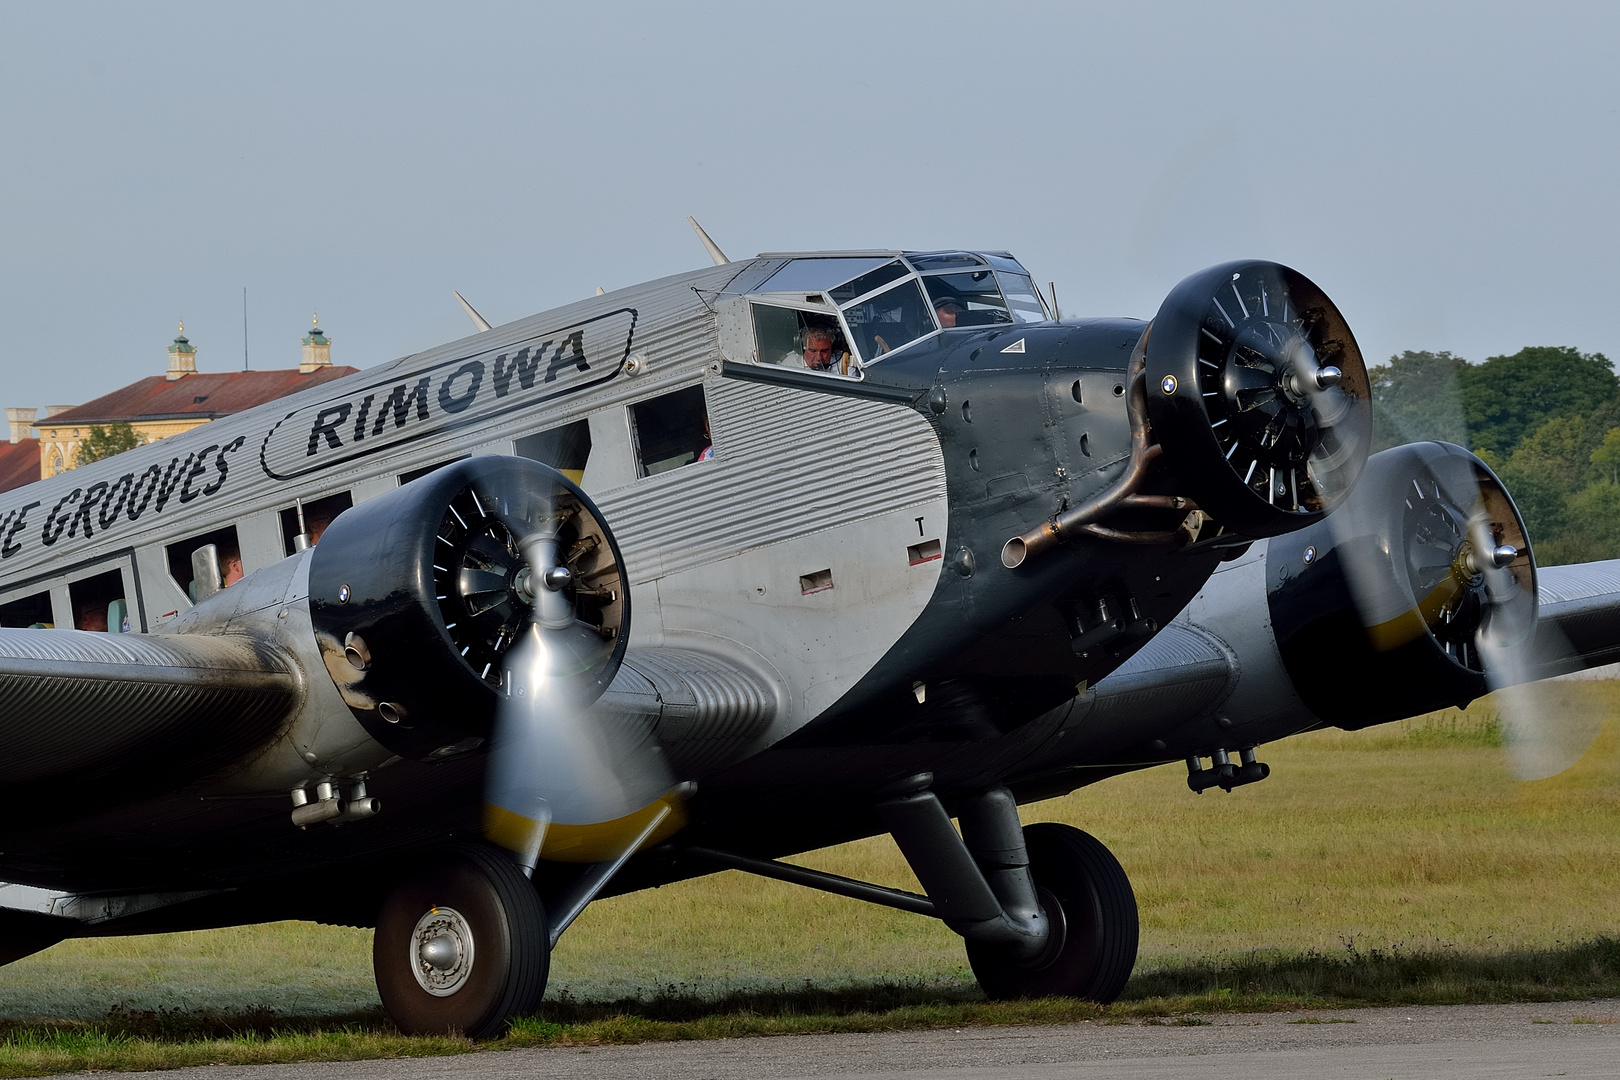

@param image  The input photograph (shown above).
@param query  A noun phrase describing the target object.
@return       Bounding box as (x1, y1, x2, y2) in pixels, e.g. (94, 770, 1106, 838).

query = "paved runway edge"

(111, 998, 1620, 1080)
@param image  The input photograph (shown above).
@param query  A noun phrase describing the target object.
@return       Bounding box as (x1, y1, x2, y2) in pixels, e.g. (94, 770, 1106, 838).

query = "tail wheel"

(374, 844, 549, 1038)
(966, 823, 1139, 1002)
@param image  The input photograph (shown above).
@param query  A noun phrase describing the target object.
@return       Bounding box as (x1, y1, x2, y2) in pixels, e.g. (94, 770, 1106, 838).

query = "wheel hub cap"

(409, 906, 475, 996)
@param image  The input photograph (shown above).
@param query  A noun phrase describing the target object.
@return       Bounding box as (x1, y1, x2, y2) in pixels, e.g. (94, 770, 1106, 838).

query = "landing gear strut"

(965, 822, 1139, 1001)
(373, 845, 549, 1038)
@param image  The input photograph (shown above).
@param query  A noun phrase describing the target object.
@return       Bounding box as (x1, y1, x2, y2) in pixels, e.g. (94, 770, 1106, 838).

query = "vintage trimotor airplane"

(3, 226, 1619, 1037)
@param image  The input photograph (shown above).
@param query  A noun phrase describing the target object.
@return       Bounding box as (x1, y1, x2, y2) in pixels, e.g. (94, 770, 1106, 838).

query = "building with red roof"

(25, 319, 358, 486)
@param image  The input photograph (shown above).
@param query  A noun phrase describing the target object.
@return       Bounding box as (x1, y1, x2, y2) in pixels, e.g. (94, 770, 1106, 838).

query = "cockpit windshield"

(742, 250, 1049, 369)
(996, 273, 1049, 324)
(923, 271, 1012, 327)
(842, 279, 933, 360)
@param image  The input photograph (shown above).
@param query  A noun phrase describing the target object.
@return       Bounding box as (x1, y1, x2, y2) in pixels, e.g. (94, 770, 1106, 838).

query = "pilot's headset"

(797, 321, 852, 375)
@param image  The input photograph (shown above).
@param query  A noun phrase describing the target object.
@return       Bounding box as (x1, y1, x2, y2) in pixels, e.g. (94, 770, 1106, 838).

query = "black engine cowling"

(1267, 441, 1534, 728)
(308, 456, 628, 759)
(1146, 261, 1372, 539)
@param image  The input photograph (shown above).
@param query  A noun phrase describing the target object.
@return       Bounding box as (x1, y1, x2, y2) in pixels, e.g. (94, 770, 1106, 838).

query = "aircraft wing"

(1536, 559, 1620, 675)
(0, 629, 300, 802)
(1057, 555, 1620, 770)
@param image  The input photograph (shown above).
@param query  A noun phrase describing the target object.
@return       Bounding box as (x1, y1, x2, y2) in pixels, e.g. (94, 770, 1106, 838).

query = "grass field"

(1, 685, 1618, 1073)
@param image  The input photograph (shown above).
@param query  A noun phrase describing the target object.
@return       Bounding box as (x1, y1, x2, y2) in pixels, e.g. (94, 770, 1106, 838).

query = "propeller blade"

(474, 468, 674, 871)
(1328, 443, 1608, 781)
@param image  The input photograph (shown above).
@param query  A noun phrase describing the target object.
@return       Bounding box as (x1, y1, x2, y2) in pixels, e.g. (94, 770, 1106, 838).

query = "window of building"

(280, 491, 354, 555)
(629, 387, 711, 478)
(167, 525, 242, 603)
(0, 591, 53, 628)
(514, 420, 592, 483)
(69, 569, 126, 632)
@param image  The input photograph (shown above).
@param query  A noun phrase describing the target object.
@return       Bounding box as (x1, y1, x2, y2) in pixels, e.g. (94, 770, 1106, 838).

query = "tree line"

(1370, 346, 1620, 566)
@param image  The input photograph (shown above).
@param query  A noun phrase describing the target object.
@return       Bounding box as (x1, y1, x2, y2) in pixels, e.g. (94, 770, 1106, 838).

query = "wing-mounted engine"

(1267, 441, 1533, 727)
(308, 457, 628, 759)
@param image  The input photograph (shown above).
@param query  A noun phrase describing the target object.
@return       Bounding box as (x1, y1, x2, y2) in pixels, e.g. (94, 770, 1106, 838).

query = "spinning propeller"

(468, 466, 677, 870)
(1326, 444, 1606, 781)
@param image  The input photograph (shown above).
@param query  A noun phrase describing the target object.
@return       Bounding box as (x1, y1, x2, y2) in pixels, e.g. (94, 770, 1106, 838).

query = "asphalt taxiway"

(116, 999, 1620, 1079)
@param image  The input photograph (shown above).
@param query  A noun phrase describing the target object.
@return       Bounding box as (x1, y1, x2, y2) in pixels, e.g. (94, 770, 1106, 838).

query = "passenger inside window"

(280, 491, 354, 555)
(167, 526, 242, 602)
(0, 591, 53, 629)
(750, 305, 858, 377)
(630, 386, 711, 477)
(70, 569, 125, 632)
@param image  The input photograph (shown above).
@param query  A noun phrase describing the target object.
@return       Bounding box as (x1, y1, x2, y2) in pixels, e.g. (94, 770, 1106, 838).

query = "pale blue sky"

(2, 1, 1616, 408)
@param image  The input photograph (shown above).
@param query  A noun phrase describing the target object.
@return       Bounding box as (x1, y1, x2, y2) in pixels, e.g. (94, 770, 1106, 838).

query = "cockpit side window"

(923, 271, 1013, 328)
(749, 304, 859, 377)
(996, 272, 1050, 324)
(841, 279, 933, 360)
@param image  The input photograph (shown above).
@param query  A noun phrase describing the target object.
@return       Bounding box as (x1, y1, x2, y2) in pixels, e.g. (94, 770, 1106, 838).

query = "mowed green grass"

(1, 683, 1618, 1073)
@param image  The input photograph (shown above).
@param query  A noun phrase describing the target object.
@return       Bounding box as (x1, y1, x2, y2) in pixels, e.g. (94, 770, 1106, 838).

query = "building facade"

(31, 319, 358, 484)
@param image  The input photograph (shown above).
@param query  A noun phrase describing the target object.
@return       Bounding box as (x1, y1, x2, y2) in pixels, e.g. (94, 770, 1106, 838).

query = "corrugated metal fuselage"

(0, 256, 1228, 908)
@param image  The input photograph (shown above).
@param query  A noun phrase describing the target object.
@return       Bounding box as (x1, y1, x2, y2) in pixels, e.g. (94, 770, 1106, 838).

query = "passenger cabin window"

(280, 491, 353, 555)
(515, 420, 592, 484)
(750, 306, 858, 377)
(0, 591, 53, 628)
(70, 569, 126, 632)
(167, 525, 242, 603)
(629, 387, 711, 477)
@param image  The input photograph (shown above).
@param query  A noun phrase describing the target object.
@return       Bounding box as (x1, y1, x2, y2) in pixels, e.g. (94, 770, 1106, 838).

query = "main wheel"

(966, 823, 1139, 1002)
(374, 844, 549, 1038)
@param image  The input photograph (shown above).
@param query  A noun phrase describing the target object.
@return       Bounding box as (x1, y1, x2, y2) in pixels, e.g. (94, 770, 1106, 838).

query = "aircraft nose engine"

(1146, 261, 1372, 538)
(1266, 441, 1533, 727)
(307, 456, 628, 759)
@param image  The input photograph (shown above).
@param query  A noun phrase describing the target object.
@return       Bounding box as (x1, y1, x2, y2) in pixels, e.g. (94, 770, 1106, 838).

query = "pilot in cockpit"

(789, 326, 857, 376)
(933, 294, 966, 328)
(801, 328, 838, 370)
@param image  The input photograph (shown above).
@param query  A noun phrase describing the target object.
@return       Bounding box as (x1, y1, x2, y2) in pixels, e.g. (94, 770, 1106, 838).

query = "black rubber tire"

(374, 844, 549, 1038)
(966, 823, 1139, 1002)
